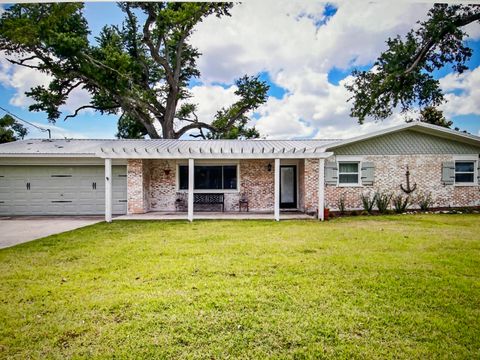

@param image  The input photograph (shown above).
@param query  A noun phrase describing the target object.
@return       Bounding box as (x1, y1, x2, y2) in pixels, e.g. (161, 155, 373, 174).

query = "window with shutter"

(337, 162, 360, 186)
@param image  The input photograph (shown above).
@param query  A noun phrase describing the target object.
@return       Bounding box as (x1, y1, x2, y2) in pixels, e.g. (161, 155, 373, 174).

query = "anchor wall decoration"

(400, 165, 417, 194)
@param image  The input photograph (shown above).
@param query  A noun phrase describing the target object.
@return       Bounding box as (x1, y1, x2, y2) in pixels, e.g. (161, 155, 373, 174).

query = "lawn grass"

(0, 214, 480, 359)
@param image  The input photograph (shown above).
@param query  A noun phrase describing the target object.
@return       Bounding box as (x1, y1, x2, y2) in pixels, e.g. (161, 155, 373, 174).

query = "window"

(179, 165, 237, 190)
(455, 161, 475, 184)
(338, 162, 359, 185)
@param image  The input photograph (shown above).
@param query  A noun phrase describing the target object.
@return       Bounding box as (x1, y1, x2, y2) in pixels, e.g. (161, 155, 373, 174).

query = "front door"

(280, 165, 297, 209)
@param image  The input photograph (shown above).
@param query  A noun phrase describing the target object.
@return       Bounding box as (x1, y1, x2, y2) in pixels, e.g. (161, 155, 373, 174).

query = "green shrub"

(360, 192, 376, 214)
(416, 192, 433, 211)
(393, 194, 411, 213)
(375, 191, 392, 214)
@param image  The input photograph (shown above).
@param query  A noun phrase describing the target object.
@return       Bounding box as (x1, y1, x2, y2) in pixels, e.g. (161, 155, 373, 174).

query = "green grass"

(1, 215, 480, 359)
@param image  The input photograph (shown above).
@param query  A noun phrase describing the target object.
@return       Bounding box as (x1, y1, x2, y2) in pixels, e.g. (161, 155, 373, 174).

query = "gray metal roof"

(0, 138, 339, 159)
(3, 122, 476, 160)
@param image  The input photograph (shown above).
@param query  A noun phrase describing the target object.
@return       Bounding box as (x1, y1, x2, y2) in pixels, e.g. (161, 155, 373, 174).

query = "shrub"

(392, 194, 411, 213)
(375, 191, 392, 214)
(337, 195, 346, 215)
(416, 192, 433, 211)
(360, 192, 376, 214)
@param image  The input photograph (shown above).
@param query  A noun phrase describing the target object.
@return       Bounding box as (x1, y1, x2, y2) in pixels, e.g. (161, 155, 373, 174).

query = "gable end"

(332, 129, 480, 155)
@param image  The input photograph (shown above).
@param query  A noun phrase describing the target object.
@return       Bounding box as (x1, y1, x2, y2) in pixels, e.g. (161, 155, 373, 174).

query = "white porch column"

(187, 158, 194, 222)
(105, 158, 112, 223)
(274, 158, 280, 221)
(318, 158, 325, 221)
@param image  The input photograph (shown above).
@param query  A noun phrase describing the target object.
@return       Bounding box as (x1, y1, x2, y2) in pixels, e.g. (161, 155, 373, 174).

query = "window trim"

(176, 161, 240, 193)
(453, 156, 478, 187)
(337, 161, 361, 187)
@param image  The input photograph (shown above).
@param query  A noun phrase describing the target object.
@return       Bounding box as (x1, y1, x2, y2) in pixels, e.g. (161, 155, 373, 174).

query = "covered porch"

(114, 211, 315, 221)
(100, 140, 333, 222)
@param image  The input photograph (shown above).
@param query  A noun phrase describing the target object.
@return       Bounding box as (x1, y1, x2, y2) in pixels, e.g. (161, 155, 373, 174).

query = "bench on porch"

(194, 193, 224, 212)
(175, 193, 225, 212)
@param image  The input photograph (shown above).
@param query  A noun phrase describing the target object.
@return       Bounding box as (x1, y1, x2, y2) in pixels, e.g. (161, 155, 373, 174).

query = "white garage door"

(0, 165, 127, 215)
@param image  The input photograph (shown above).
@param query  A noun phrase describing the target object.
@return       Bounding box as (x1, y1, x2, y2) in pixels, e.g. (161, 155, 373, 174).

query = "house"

(0, 122, 479, 222)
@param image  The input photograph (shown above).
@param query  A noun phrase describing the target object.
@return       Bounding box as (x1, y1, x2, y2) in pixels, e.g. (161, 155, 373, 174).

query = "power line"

(0, 105, 51, 139)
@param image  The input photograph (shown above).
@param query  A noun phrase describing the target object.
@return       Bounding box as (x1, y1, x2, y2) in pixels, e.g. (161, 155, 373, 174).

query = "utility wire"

(0, 105, 51, 139)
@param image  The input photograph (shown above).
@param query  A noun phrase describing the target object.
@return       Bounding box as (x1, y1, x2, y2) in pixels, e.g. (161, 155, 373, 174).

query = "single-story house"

(0, 122, 479, 222)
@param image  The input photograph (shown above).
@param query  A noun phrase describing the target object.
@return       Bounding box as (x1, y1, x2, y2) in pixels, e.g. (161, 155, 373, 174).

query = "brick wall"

(325, 154, 480, 210)
(304, 159, 319, 215)
(149, 159, 177, 211)
(239, 159, 274, 211)
(128, 155, 478, 215)
(128, 159, 277, 213)
(127, 159, 148, 214)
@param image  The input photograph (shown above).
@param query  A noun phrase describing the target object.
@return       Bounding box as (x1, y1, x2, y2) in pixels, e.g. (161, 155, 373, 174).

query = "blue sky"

(0, 1, 479, 140)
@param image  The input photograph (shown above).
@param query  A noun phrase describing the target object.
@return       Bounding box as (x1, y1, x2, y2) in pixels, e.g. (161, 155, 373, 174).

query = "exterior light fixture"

(267, 163, 272, 172)
(164, 161, 171, 176)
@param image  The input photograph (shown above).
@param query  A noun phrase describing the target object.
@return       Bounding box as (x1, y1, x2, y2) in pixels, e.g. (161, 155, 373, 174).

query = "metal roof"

(2, 122, 476, 160)
(0, 138, 339, 159)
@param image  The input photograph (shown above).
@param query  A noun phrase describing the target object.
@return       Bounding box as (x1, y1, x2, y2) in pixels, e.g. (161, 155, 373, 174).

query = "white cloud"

(0, 51, 92, 115)
(191, 0, 430, 84)
(0, 53, 52, 108)
(187, 84, 239, 123)
(189, 0, 435, 139)
(439, 67, 480, 117)
(465, 20, 480, 40)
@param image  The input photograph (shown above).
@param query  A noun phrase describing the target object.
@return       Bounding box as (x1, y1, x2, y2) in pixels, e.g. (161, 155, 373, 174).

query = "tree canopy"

(0, 3, 269, 139)
(0, 114, 28, 143)
(346, 4, 480, 124)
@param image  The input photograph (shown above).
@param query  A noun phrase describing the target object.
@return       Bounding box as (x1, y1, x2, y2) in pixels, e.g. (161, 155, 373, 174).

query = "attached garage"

(0, 165, 127, 215)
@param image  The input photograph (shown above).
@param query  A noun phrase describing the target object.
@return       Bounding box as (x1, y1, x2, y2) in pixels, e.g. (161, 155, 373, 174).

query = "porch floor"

(114, 211, 315, 221)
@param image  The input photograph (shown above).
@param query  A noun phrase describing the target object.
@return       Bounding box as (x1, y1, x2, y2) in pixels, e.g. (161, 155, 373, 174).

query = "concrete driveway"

(0, 216, 103, 249)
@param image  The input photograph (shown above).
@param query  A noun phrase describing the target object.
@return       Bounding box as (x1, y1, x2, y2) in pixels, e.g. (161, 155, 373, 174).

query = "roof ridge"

(22, 138, 341, 142)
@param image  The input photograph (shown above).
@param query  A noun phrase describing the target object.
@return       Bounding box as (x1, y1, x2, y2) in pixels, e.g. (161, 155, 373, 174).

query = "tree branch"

(175, 122, 216, 138)
(404, 12, 480, 75)
(64, 105, 117, 120)
(141, 4, 175, 87)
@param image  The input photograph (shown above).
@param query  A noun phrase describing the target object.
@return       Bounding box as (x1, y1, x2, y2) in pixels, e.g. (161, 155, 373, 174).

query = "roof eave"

(96, 152, 334, 160)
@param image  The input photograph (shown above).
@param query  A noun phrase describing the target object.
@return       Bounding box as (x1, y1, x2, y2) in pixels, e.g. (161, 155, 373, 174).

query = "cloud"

(191, 0, 430, 84)
(439, 67, 480, 117)
(465, 20, 480, 40)
(187, 84, 239, 123)
(189, 0, 434, 139)
(0, 51, 92, 114)
(0, 53, 53, 108)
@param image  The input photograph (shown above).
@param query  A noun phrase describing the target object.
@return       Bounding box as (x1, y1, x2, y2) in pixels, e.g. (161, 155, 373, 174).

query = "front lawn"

(1, 215, 479, 359)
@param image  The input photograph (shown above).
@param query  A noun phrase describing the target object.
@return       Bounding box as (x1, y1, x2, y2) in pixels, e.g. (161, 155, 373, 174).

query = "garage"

(0, 165, 127, 215)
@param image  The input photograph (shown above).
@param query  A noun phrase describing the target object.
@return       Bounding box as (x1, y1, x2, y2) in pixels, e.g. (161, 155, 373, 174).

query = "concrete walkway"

(115, 211, 315, 221)
(0, 216, 103, 249)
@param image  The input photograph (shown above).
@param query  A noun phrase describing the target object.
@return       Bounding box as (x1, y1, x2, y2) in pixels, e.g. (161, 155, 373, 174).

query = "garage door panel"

(0, 165, 127, 215)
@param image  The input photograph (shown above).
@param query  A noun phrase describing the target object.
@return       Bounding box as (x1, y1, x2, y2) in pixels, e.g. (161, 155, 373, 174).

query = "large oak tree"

(346, 4, 480, 126)
(0, 3, 269, 139)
